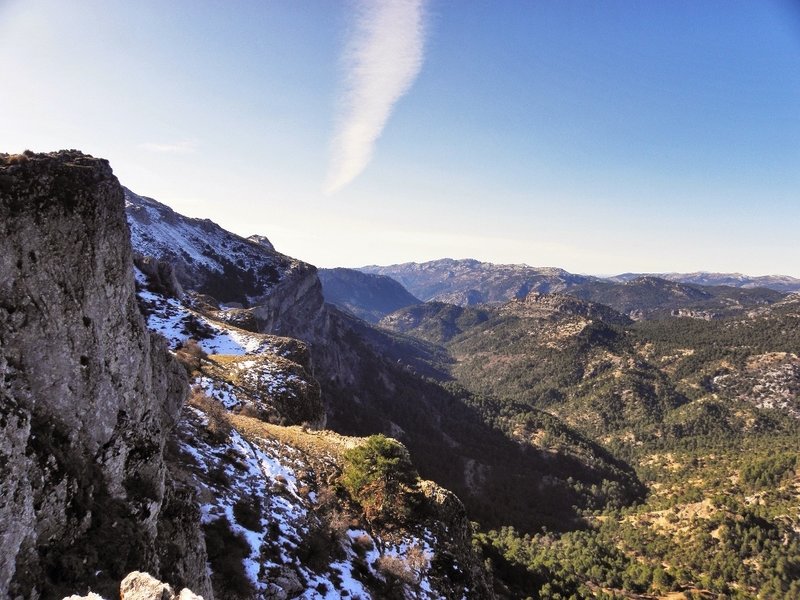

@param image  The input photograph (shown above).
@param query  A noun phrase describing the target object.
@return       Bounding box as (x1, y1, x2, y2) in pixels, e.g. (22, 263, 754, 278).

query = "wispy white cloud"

(139, 140, 198, 154)
(325, 0, 428, 194)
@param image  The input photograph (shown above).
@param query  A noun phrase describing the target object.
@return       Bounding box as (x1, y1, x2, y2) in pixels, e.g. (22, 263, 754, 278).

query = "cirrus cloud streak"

(325, 0, 428, 194)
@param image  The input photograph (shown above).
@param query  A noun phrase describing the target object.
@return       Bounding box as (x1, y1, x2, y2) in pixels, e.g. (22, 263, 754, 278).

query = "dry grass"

(175, 339, 207, 376)
(375, 554, 416, 586)
(4, 153, 29, 165)
(227, 414, 362, 461)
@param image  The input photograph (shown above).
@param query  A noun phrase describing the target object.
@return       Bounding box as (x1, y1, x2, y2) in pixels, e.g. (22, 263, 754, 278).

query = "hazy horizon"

(2, 1, 798, 276)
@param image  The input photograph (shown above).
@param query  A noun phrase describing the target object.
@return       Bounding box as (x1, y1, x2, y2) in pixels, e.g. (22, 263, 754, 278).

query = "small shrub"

(298, 521, 342, 571)
(376, 554, 416, 586)
(220, 448, 248, 472)
(188, 387, 231, 442)
(181, 313, 216, 340)
(352, 533, 374, 557)
(233, 496, 262, 531)
(5, 153, 29, 165)
(328, 508, 353, 541)
(405, 544, 429, 581)
(238, 403, 268, 420)
(207, 465, 231, 488)
(175, 339, 207, 375)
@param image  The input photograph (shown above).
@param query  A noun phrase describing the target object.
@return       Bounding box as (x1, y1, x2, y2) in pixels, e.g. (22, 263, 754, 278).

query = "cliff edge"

(0, 151, 208, 598)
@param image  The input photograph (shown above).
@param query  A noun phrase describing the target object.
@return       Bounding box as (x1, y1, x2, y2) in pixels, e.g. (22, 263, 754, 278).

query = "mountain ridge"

(611, 270, 800, 292)
(356, 258, 789, 320)
(125, 186, 644, 538)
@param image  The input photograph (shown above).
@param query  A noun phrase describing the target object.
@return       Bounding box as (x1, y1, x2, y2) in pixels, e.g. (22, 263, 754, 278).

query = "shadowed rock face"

(318, 267, 421, 323)
(0, 151, 208, 599)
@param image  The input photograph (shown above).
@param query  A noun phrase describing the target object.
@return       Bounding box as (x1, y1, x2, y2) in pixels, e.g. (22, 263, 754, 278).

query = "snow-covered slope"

(135, 266, 325, 429)
(176, 410, 479, 599)
(126, 188, 326, 341)
(134, 266, 493, 598)
(125, 188, 314, 307)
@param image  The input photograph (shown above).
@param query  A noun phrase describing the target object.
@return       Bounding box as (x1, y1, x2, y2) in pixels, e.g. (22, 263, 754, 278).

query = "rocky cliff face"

(125, 191, 383, 395)
(504, 292, 632, 326)
(0, 151, 210, 599)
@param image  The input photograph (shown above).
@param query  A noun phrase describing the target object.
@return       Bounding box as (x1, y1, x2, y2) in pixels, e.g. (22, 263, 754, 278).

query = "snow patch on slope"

(177, 410, 444, 598)
(136, 268, 281, 356)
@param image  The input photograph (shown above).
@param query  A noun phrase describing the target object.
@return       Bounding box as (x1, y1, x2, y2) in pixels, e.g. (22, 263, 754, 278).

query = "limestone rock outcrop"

(419, 480, 495, 597)
(0, 151, 209, 599)
(120, 571, 204, 600)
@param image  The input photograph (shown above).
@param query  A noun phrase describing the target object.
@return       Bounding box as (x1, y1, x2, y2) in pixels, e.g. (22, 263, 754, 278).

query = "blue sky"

(2, 0, 798, 276)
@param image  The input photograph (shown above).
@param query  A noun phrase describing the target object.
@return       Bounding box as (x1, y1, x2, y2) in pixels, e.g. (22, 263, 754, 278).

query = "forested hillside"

(381, 289, 800, 598)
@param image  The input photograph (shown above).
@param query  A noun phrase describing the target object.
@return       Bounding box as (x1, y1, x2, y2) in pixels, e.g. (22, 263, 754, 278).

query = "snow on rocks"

(197, 353, 322, 427)
(237, 358, 301, 398)
(135, 276, 280, 356)
(132, 251, 478, 597)
(177, 412, 306, 594)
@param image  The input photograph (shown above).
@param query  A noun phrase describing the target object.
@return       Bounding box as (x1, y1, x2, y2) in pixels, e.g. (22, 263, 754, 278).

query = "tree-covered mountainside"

(570, 276, 785, 320)
(381, 288, 800, 597)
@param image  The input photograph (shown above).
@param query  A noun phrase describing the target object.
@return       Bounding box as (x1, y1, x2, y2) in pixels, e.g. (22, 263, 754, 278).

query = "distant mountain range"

(361, 258, 596, 305)
(610, 271, 800, 293)
(342, 259, 792, 322)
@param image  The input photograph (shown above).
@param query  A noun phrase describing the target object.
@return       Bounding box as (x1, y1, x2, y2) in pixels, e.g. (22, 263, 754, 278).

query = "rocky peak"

(508, 291, 632, 325)
(361, 258, 597, 306)
(246, 234, 275, 251)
